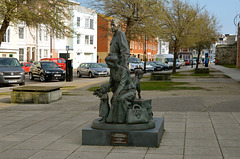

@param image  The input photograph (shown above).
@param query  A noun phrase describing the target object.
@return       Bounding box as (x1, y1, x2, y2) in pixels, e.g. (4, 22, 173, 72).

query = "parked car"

(98, 63, 110, 75)
(152, 61, 169, 70)
(129, 57, 144, 72)
(184, 59, 190, 65)
(145, 63, 155, 72)
(29, 61, 66, 82)
(41, 58, 66, 70)
(20, 62, 32, 73)
(0, 57, 25, 86)
(177, 59, 185, 67)
(77, 63, 108, 78)
(146, 61, 163, 71)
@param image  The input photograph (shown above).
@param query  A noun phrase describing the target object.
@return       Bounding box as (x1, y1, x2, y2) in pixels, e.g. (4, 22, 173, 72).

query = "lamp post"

(65, 46, 73, 82)
(144, 35, 147, 73)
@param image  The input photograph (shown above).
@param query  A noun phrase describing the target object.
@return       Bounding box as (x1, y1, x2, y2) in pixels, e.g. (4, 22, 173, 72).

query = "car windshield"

(166, 58, 173, 62)
(99, 63, 108, 67)
(154, 61, 164, 65)
(41, 62, 59, 68)
(130, 57, 141, 63)
(89, 63, 102, 68)
(0, 58, 21, 67)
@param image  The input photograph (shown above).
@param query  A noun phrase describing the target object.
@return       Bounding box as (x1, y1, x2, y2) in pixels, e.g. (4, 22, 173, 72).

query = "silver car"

(77, 63, 108, 78)
(0, 57, 25, 86)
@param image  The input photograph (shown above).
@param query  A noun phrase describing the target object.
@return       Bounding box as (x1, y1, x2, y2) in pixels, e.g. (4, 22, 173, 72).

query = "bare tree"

(193, 10, 220, 69)
(158, 0, 204, 74)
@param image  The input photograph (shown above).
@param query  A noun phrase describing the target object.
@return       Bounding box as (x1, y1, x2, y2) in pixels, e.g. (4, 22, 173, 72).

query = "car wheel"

(29, 72, 34, 80)
(40, 74, 46, 82)
(77, 71, 81, 78)
(89, 72, 93, 78)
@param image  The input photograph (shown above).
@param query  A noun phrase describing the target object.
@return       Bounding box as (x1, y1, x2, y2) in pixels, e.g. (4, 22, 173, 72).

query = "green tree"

(159, 0, 203, 74)
(0, 0, 74, 46)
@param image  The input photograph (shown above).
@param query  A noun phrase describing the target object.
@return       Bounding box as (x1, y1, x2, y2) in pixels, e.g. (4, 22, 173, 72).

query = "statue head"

(135, 69, 144, 79)
(111, 19, 121, 33)
(101, 83, 110, 93)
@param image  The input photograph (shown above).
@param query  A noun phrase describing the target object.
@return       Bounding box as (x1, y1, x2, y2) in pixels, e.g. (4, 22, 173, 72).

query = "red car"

(41, 58, 66, 70)
(184, 60, 190, 65)
(21, 62, 32, 73)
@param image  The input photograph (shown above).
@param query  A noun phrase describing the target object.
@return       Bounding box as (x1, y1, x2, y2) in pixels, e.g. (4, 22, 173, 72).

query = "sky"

(188, 0, 240, 35)
(76, 0, 240, 35)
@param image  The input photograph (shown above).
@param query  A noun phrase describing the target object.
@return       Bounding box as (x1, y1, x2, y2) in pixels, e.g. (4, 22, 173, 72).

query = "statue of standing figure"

(93, 18, 152, 125)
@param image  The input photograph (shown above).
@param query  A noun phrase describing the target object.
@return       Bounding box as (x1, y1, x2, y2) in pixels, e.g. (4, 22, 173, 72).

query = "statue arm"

(119, 32, 130, 67)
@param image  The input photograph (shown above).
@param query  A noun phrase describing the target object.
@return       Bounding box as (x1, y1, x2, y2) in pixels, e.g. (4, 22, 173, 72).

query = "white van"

(155, 54, 181, 69)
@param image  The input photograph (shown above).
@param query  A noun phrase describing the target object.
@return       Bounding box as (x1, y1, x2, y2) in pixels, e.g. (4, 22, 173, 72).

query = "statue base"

(91, 118, 155, 130)
(82, 117, 164, 147)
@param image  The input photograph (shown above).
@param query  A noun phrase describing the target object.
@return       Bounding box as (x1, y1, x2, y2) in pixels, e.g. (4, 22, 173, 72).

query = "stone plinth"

(11, 86, 62, 104)
(82, 117, 164, 147)
(150, 72, 171, 80)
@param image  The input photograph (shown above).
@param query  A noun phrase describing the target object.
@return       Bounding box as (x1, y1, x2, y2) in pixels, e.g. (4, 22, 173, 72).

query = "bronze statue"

(94, 83, 110, 122)
(132, 69, 144, 99)
(109, 19, 130, 68)
(105, 54, 136, 123)
(92, 18, 153, 126)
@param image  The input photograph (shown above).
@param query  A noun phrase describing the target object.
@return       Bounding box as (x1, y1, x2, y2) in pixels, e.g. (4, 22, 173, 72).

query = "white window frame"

(19, 48, 24, 61)
(85, 35, 89, 44)
(19, 27, 24, 39)
(77, 34, 81, 44)
(77, 17, 80, 27)
(90, 35, 93, 45)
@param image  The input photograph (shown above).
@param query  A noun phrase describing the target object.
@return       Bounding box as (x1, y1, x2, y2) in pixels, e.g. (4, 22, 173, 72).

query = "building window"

(39, 49, 42, 59)
(85, 18, 89, 28)
(44, 30, 48, 41)
(3, 29, 10, 42)
(77, 34, 80, 44)
(90, 19, 93, 29)
(19, 48, 24, 61)
(90, 35, 93, 45)
(39, 29, 42, 41)
(135, 42, 137, 49)
(44, 49, 48, 57)
(85, 35, 89, 44)
(19, 27, 24, 39)
(3, 32, 6, 42)
(77, 17, 80, 27)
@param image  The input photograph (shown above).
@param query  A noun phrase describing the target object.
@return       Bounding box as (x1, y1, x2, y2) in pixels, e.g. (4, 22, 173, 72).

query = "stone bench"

(150, 72, 172, 80)
(11, 86, 62, 104)
(194, 68, 209, 74)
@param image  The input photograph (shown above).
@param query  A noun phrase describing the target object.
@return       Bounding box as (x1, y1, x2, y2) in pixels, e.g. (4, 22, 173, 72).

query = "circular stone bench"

(150, 72, 172, 80)
(11, 86, 62, 104)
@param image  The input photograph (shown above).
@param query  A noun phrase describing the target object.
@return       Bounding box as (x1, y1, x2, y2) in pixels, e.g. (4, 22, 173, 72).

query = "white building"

(0, 23, 51, 62)
(158, 39, 169, 55)
(1, 2, 97, 68)
(51, 2, 98, 68)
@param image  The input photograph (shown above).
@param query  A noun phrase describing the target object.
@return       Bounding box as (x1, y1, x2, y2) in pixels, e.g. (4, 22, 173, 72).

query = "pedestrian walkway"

(0, 65, 240, 158)
(210, 64, 240, 82)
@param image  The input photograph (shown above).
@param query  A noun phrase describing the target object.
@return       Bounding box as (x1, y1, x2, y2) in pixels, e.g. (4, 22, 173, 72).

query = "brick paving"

(0, 64, 239, 159)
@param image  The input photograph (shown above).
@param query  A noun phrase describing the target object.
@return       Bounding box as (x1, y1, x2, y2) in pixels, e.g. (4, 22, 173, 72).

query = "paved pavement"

(0, 65, 240, 159)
